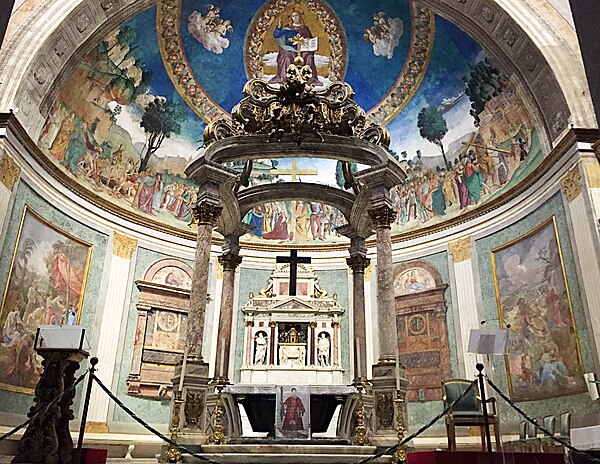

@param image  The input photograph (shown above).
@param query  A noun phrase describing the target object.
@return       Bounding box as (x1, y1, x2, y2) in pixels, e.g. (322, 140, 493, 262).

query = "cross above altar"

(271, 160, 318, 182)
(276, 249, 311, 296)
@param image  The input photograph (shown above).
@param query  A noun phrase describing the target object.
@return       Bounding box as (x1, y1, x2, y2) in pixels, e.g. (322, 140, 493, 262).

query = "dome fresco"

(38, 0, 542, 246)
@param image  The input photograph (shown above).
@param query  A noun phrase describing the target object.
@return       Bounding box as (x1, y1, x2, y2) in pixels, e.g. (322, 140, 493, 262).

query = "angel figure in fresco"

(188, 4, 233, 54)
(364, 11, 403, 59)
(269, 9, 320, 86)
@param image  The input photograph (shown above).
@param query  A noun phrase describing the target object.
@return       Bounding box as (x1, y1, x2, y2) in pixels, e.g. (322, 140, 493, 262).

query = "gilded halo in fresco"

(38, 0, 545, 246)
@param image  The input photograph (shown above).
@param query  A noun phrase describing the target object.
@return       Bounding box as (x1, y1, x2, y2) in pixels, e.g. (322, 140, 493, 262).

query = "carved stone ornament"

(218, 252, 243, 271)
(184, 391, 204, 427)
(481, 6, 495, 23)
(0, 153, 20, 191)
(448, 236, 473, 263)
(203, 56, 390, 147)
(54, 37, 68, 57)
(561, 165, 583, 203)
(193, 202, 223, 226)
(376, 392, 394, 430)
(112, 231, 137, 259)
(75, 14, 90, 33)
(368, 206, 397, 228)
(347, 255, 370, 274)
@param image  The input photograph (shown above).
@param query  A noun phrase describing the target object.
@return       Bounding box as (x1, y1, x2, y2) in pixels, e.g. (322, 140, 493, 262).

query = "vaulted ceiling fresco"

(38, 0, 541, 246)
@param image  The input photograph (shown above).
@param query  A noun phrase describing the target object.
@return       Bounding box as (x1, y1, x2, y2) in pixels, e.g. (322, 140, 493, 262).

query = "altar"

(239, 263, 345, 386)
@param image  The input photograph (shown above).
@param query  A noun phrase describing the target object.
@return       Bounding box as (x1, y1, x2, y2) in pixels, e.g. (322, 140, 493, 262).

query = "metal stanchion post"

(76, 356, 98, 463)
(476, 362, 493, 454)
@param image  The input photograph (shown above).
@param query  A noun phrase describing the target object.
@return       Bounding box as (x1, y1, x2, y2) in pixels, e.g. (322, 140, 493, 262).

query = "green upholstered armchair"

(442, 379, 502, 451)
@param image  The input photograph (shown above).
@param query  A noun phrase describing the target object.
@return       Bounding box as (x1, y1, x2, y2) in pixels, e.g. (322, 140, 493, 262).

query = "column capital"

(218, 252, 242, 271)
(368, 205, 397, 228)
(561, 165, 582, 203)
(193, 202, 223, 226)
(245, 318, 254, 327)
(309, 321, 317, 329)
(448, 236, 473, 263)
(268, 320, 277, 328)
(112, 231, 137, 259)
(347, 255, 370, 274)
(0, 153, 20, 191)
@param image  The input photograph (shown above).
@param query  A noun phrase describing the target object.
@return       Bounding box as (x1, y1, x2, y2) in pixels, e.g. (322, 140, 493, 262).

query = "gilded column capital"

(347, 255, 371, 274)
(309, 321, 317, 329)
(245, 318, 254, 327)
(218, 252, 242, 271)
(193, 202, 223, 226)
(113, 232, 137, 259)
(448, 236, 473, 263)
(561, 165, 582, 202)
(268, 320, 277, 328)
(368, 205, 396, 228)
(0, 153, 20, 191)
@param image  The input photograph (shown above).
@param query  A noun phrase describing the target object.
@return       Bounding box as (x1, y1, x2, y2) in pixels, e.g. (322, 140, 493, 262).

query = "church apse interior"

(1, 0, 600, 462)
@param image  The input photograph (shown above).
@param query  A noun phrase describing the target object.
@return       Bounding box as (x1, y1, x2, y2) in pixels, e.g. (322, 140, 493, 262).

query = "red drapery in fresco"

(52, 253, 84, 304)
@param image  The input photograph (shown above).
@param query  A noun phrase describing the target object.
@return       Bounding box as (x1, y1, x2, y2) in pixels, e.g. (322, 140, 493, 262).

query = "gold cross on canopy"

(271, 160, 318, 182)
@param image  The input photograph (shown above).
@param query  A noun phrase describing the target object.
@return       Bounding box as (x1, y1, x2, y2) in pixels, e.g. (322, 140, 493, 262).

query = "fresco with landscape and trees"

(39, 0, 543, 245)
(0, 206, 92, 392)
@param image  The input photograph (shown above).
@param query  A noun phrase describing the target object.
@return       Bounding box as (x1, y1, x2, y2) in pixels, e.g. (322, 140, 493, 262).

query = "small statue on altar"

(317, 332, 331, 366)
(254, 332, 268, 365)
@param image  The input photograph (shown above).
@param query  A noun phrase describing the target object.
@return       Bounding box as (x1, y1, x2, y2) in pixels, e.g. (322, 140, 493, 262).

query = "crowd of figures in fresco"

(243, 202, 346, 242)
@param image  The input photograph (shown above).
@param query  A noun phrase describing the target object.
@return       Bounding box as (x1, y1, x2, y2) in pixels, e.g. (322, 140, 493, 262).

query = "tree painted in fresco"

(139, 98, 185, 173)
(464, 58, 506, 126)
(417, 106, 449, 169)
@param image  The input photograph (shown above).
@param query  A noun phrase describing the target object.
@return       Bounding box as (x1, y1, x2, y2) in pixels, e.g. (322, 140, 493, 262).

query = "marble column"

(347, 242, 370, 384)
(214, 232, 243, 382)
(332, 319, 340, 367)
(448, 236, 481, 380)
(245, 318, 254, 366)
(269, 321, 276, 365)
(368, 205, 398, 364)
(187, 202, 222, 361)
(309, 321, 316, 366)
(87, 232, 136, 431)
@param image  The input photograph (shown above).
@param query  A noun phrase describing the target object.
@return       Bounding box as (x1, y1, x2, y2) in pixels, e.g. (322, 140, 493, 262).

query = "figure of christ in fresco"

(282, 388, 306, 431)
(268, 9, 320, 86)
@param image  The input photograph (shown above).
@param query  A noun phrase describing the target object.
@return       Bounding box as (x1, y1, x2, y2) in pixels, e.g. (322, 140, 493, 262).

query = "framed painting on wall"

(0, 205, 93, 393)
(491, 216, 587, 401)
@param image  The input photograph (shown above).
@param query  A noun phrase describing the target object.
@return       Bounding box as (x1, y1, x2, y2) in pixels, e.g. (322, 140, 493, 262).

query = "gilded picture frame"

(491, 216, 586, 401)
(0, 205, 93, 393)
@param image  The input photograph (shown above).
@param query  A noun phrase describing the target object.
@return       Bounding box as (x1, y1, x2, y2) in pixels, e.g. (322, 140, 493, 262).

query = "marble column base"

(170, 360, 211, 443)
(368, 361, 408, 445)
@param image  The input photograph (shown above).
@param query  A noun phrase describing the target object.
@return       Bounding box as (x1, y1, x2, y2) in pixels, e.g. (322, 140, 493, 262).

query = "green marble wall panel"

(112, 247, 197, 426)
(475, 191, 599, 422)
(0, 180, 108, 415)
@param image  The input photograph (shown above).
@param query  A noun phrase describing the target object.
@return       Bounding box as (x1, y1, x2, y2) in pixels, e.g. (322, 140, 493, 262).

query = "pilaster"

(87, 231, 136, 430)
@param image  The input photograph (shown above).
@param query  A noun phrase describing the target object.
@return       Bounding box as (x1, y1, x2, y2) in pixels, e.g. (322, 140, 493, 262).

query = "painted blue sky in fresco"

(119, 1, 483, 164)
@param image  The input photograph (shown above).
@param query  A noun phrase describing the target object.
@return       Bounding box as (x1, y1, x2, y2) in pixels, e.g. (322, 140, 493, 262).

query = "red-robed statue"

(269, 9, 321, 86)
(282, 388, 306, 431)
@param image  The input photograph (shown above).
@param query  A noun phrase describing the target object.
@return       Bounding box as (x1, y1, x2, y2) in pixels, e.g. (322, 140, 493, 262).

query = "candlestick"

(178, 346, 188, 394)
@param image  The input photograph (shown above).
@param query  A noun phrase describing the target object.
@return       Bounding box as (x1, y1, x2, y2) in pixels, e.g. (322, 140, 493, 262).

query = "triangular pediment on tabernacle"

(271, 297, 316, 312)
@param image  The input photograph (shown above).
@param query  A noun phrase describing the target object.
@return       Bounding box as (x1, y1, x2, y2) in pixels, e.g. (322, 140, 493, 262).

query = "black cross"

(276, 249, 311, 296)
